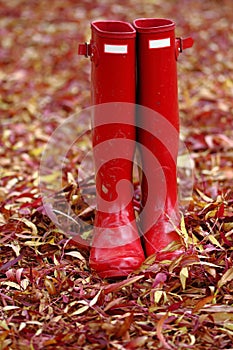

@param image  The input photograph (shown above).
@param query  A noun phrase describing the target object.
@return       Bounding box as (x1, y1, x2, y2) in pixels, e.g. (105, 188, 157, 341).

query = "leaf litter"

(1, 0, 233, 349)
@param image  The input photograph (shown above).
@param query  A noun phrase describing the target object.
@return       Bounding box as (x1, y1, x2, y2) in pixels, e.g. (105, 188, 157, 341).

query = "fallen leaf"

(218, 267, 233, 289)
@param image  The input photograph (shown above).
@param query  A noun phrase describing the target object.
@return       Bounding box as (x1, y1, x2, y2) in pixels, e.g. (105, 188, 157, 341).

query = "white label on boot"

(149, 38, 171, 49)
(104, 44, 128, 54)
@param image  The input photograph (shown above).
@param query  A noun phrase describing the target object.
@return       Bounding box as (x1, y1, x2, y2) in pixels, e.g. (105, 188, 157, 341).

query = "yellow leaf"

(21, 279, 30, 290)
(218, 267, 233, 289)
(180, 267, 189, 290)
(26, 98, 37, 115)
(89, 290, 102, 307)
(24, 241, 42, 246)
(14, 217, 38, 235)
(1, 281, 21, 290)
(50, 316, 62, 323)
(0, 213, 6, 225)
(153, 290, 164, 304)
(0, 339, 12, 349)
(19, 322, 26, 332)
(208, 235, 223, 249)
(196, 189, 213, 203)
(224, 323, 233, 331)
(205, 209, 217, 219)
(0, 320, 9, 330)
(27, 321, 43, 326)
(35, 328, 43, 336)
(71, 305, 89, 316)
(5, 243, 21, 257)
(40, 171, 61, 184)
(189, 334, 196, 346)
(2, 306, 20, 311)
(29, 147, 43, 157)
(223, 223, 233, 231)
(180, 214, 189, 246)
(65, 251, 86, 262)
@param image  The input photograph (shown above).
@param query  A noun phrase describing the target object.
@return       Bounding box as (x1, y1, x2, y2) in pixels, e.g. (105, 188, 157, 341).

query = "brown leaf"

(192, 295, 215, 314)
(115, 313, 134, 338)
(44, 277, 57, 296)
(156, 313, 173, 350)
(125, 336, 148, 349)
(103, 275, 144, 294)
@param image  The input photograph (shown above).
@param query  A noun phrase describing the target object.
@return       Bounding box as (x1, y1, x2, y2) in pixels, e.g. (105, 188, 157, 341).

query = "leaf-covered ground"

(0, 0, 233, 349)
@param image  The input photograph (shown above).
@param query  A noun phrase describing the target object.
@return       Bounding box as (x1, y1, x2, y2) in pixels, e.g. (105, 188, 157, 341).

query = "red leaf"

(216, 203, 225, 218)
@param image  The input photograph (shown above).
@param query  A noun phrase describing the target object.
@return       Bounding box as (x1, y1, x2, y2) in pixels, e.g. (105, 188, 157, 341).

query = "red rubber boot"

(79, 21, 145, 278)
(133, 18, 193, 260)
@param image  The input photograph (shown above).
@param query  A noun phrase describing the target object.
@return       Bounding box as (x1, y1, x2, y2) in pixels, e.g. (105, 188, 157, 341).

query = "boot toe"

(89, 254, 145, 278)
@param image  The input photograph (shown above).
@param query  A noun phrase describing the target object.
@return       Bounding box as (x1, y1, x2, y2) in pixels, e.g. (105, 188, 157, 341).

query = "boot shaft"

(90, 20, 136, 105)
(133, 18, 179, 128)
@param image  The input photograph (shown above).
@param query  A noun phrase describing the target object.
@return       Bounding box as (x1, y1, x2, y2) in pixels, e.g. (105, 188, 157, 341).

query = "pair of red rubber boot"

(79, 18, 193, 278)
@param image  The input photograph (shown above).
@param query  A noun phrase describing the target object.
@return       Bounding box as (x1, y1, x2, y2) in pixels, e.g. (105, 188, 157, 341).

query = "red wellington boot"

(133, 18, 193, 260)
(79, 21, 145, 278)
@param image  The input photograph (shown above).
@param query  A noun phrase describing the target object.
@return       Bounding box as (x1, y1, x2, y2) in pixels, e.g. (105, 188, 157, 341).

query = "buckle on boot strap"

(175, 37, 194, 59)
(78, 42, 91, 57)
